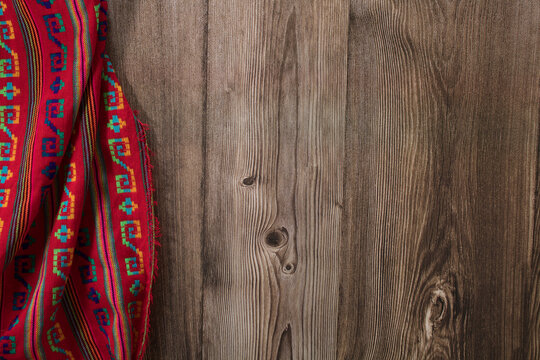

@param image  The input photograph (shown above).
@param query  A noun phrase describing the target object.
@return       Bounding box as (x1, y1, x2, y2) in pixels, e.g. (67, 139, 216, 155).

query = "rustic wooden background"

(106, 0, 540, 359)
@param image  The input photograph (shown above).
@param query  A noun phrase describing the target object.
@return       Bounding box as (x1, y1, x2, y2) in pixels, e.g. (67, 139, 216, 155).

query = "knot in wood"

(424, 283, 453, 340)
(282, 263, 295, 274)
(429, 289, 447, 324)
(241, 175, 256, 186)
(264, 227, 288, 249)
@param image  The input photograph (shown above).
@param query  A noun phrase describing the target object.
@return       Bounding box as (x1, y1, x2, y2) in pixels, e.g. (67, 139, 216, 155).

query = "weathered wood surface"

(106, 0, 540, 359)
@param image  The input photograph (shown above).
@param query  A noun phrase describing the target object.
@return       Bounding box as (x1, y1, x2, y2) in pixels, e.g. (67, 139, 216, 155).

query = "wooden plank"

(203, 0, 348, 358)
(106, 1, 207, 358)
(341, 1, 540, 359)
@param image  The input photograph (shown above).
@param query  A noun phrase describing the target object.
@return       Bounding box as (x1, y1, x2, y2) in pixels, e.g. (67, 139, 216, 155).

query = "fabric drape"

(0, 0, 158, 358)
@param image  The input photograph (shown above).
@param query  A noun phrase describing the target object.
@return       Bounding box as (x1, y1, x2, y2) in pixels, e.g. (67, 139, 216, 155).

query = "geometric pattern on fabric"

(0, 0, 158, 358)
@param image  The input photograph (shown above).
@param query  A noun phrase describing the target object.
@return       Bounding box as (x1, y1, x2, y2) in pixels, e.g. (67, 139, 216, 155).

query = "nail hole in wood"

(242, 175, 256, 186)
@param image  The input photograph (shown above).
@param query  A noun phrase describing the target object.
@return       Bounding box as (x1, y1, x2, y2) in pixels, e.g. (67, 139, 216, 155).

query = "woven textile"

(0, 0, 158, 358)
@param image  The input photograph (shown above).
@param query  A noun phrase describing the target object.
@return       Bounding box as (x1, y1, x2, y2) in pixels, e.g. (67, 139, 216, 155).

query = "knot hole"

(264, 227, 288, 249)
(241, 175, 256, 186)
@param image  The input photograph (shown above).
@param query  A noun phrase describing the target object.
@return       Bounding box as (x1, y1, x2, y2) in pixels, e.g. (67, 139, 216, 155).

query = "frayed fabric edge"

(133, 109, 161, 360)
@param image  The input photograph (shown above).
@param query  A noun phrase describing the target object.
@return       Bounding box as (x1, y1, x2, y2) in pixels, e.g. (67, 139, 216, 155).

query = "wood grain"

(204, 0, 348, 358)
(341, 1, 540, 359)
(105, 0, 540, 358)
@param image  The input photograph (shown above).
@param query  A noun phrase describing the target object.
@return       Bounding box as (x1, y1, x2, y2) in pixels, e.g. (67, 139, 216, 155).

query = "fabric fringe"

(133, 109, 161, 359)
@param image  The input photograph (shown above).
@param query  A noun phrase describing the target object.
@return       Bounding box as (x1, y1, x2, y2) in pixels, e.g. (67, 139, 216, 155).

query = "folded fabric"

(0, 0, 158, 358)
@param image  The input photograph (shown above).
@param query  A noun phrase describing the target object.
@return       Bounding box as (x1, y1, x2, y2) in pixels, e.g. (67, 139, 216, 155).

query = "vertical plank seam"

(200, 0, 210, 358)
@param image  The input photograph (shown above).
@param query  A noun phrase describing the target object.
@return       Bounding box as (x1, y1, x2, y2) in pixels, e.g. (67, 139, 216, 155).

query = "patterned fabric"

(0, 0, 158, 358)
